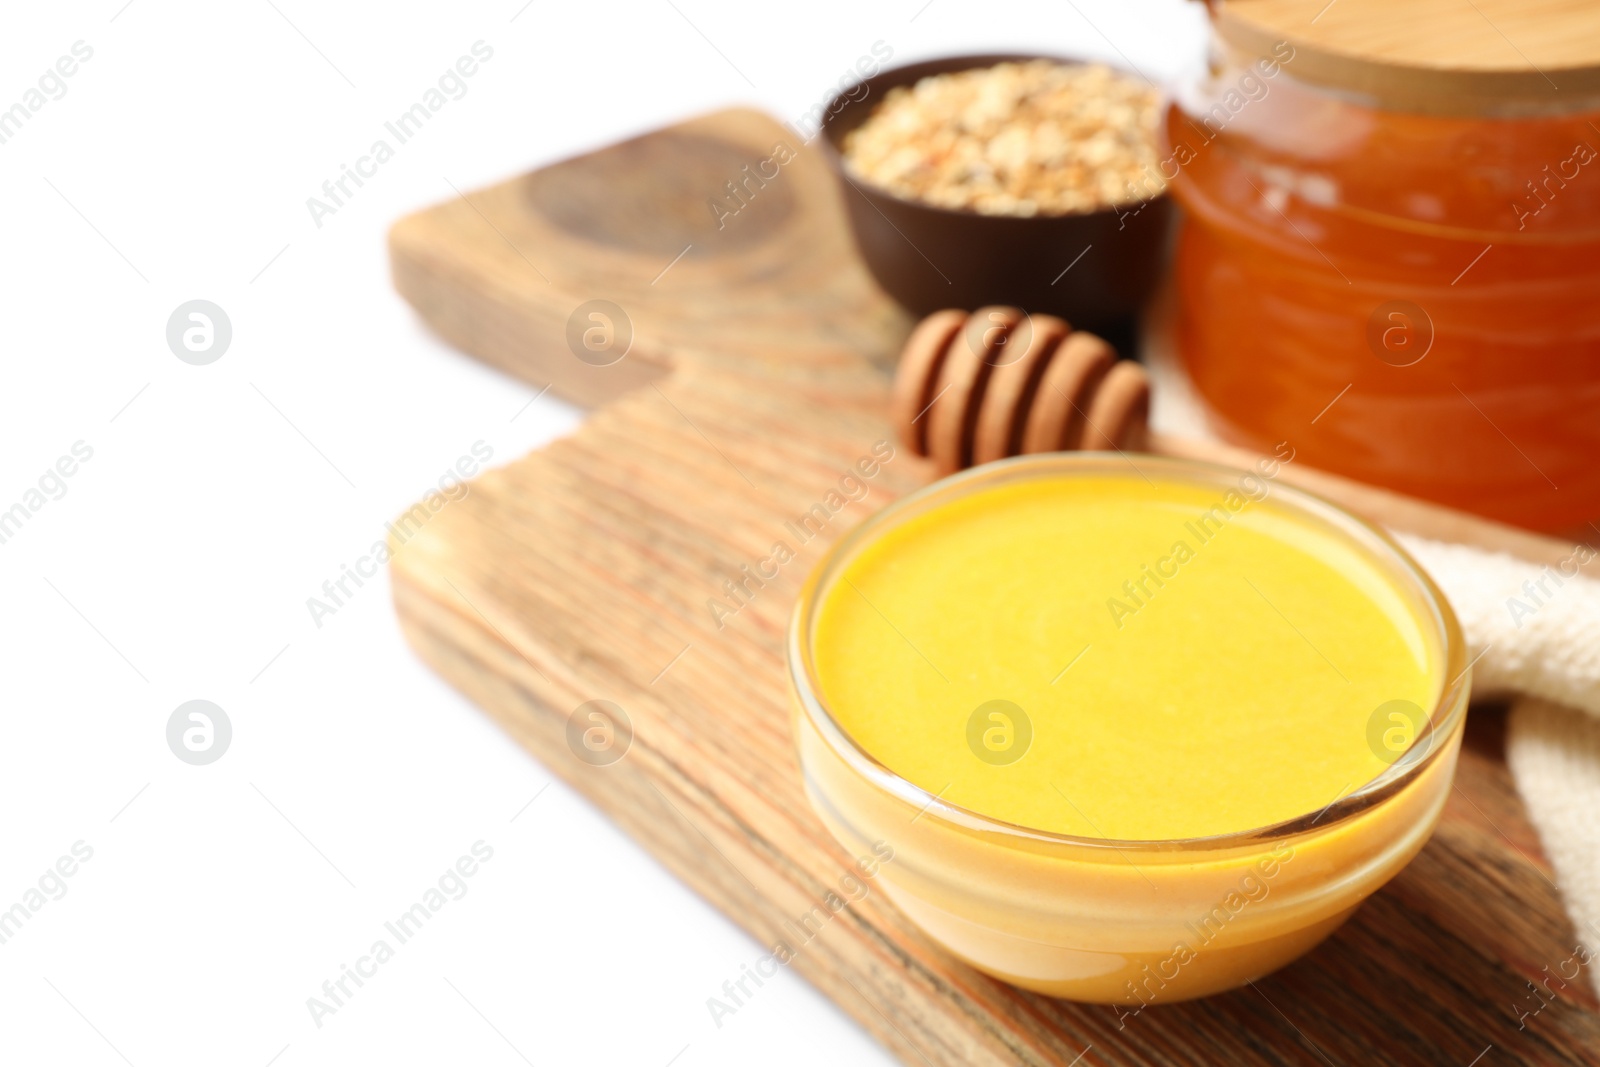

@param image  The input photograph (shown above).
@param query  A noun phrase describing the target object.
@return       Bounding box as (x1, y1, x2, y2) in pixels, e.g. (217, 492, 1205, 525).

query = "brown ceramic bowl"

(820, 53, 1172, 336)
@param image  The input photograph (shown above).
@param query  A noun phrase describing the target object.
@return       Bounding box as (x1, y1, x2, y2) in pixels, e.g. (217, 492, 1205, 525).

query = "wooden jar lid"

(1212, 0, 1600, 115)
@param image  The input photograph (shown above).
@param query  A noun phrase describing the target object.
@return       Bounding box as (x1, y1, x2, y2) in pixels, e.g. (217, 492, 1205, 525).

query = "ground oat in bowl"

(840, 60, 1163, 217)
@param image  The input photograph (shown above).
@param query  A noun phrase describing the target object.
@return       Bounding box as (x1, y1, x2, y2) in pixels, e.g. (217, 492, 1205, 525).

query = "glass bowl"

(788, 453, 1469, 1004)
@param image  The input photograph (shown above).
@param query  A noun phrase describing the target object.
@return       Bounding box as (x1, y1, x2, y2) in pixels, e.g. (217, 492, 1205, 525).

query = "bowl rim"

(817, 52, 1171, 223)
(787, 452, 1471, 853)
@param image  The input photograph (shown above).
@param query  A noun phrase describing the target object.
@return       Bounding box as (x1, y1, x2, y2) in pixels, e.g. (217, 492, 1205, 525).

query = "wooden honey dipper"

(894, 307, 1150, 474)
(891, 306, 1595, 570)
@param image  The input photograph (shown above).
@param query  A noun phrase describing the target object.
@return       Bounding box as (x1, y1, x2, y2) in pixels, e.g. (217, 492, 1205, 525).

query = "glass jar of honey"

(1162, 1, 1600, 533)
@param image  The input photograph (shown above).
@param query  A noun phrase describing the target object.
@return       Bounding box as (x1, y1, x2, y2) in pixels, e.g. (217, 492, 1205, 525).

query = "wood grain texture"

(387, 109, 1600, 1065)
(1213, 0, 1600, 113)
(1221, 0, 1600, 70)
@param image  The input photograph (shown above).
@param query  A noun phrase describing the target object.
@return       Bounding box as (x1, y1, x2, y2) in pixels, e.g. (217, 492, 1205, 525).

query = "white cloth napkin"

(1398, 536, 1600, 991)
(1508, 700, 1600, 989)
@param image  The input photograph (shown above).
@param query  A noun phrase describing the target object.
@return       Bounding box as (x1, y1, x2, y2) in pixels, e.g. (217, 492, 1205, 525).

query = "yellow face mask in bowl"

(789, 453, 1468, 1005)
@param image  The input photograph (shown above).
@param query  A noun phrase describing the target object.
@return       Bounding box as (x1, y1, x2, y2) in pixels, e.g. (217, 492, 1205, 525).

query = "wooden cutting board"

(386, 108, 1600, 1066)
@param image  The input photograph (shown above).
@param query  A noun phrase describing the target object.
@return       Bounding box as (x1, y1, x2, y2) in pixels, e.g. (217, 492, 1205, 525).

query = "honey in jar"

(1162, 0, 1600, 533)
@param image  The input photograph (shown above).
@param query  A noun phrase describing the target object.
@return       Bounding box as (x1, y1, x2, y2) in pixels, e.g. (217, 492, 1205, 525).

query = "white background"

(0, 3, 1203, 1064)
